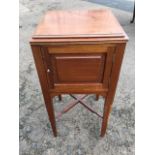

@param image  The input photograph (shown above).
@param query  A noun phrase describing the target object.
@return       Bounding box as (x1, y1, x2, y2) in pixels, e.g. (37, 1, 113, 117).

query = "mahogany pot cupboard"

(30, 9, 128, 137)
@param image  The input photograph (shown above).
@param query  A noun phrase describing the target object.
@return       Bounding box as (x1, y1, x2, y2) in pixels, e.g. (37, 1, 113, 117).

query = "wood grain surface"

(30, 9, 128, 137)
(32, 9, 127, 39)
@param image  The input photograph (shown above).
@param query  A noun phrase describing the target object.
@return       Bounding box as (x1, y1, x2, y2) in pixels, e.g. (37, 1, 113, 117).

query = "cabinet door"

(41, 44, 115, 88)
(51, 53, 105, 83)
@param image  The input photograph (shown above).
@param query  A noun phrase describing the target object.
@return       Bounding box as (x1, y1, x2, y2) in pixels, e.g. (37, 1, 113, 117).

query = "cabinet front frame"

(39, 44, 116, 91)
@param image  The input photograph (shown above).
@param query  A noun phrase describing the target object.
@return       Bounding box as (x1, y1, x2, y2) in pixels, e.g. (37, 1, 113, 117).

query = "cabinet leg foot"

(45, 96, 57, 137)
(58, 95, 62, 101)
(100, 97, 112, 137)
(96, 94, 99, 101)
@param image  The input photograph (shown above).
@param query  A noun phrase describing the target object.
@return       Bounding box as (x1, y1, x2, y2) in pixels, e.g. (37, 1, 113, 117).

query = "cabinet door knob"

(47, 69, 50, 73)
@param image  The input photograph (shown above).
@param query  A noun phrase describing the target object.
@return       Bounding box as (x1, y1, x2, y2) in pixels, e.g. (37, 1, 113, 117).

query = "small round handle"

(47, 69, 50, 73)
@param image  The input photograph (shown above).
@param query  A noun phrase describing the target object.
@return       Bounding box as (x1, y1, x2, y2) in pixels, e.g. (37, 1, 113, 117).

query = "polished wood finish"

(31, 46, 57, 136)
(47, 44, 109, 53)
(57, 95, 87, 119)
(101, 43, 126, 136)
(52, 54, 105, 83)
(30, 9, 128, 137)
(33, 10, 126, 39)
(70, 95, 103, 119)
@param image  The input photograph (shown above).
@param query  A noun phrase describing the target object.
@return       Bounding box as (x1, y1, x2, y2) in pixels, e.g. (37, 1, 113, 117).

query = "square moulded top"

(32, 9, 128, 40)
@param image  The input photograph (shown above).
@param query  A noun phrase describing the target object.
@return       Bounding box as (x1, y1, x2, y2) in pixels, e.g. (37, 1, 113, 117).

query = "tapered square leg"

(100, 97, 112, 137)
(101, 44, 126, 137)
(44, 96, 57, 137)
(31, 46, 57, 137)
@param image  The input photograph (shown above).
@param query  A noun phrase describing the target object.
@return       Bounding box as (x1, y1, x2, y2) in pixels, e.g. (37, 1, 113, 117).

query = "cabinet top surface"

(32, 9, 127, 40)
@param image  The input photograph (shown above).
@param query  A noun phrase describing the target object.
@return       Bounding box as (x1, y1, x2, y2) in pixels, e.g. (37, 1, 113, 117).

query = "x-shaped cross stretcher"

(56, 94, 103, 119)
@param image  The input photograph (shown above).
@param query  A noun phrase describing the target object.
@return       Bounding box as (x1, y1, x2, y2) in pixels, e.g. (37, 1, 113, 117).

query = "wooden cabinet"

(30, 9, 128, 137)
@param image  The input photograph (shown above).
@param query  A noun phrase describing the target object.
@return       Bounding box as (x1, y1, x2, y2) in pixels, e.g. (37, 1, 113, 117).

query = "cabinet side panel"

(30, 45, 51, 100)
